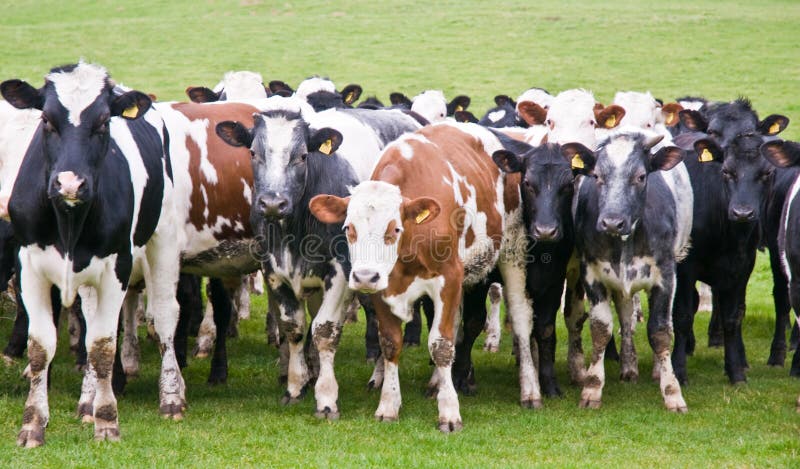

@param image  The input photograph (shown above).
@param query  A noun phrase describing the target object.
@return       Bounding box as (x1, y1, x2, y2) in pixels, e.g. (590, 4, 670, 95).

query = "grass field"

(1, 0, 800, 467)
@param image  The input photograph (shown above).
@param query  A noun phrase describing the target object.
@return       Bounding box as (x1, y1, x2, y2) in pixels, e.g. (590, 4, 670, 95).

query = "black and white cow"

(185, 70, 271, 103)
(216, 97, 421, 419)
(572, 130, 690, 411)
(270, 76, 363, 112)
(759, 139, 800, 404)
(1, 62, 183, 446)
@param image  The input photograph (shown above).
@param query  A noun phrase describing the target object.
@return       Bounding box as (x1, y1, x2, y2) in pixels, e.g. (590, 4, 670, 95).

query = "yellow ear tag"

(665, 112, 675, 125)
(122, 104, 138, 119)
(455, 105, 464, 112)
(699, 148, 714, 162)
(345, 92, 354, 103)
(319, 139, 333, 155)
(769, 122, 781, 134)
(415, 209, 430, 224)
(571, 154, 585, 170)
(604, 115, 616, 128)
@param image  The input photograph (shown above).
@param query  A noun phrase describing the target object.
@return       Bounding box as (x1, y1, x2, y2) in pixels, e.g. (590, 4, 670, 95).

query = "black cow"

(1, 62, 183, 446)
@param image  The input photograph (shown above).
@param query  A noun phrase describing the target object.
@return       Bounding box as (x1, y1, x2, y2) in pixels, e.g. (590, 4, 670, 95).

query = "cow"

(386, 90, 470, 123)
(309, 122, 538, 432)
(270, 76, 363, 112)
(670, 99, 790, 384)
(571, 130, 690, 411)
(1, 62, 183, 445)
(759, 139, 800, 406)
(185, 70, 270, 103)
(216, 97, 422, 419)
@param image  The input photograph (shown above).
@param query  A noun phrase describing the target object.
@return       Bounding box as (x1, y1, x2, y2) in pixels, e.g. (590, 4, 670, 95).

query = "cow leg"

(614, 292, 639, 382)
(174, 273, 201, 369)
(580, 283, 611, 409)
(193, 290, 216, 359)
(364, 294, 381, 363)
(120, 290, 140, 378)
(311, 267, 351, 420)
(483, 283, 503, 353)
(564, 260, 588, 385)
(266, 289, 281, 348)
(304, 291, 322, 384)
(4, 279, 29, 360)
(16, 265, 55, 448)
(68, 301, 87, 371)
(453, 284, 490, 396)
(533, 282, 563, 397)
(374, 296, 403, 423)
(207, 278, 232, 385)
(708, 294, 723, 348)
(499, 261, 541, 409)
(671, 264, 697, 386)
(648, 277, 687, 413)
(234, 275, 250, 321)
(403, 299, 423, 347)
(719, 286, 747, 384)
(271, 282, 308, 404)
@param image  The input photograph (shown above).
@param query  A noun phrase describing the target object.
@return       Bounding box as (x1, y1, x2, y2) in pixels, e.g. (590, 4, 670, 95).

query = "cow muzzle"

(597, 215, 630, 238)
(349, 269, 384, 293)
(257, 194, 290, 219)
(729, 205, 756, 223)
(52, 171, 86, 206)
(532, 223, 560, 242)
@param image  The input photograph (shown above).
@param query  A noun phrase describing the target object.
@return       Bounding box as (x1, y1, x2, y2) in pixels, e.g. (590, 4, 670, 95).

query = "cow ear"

(310, 128, 343, 155)
(269, 80, 294, 95)
(447, 95, 471, 115)
(340, 84, 362, 105)
(454, 110, 478, 123)
(758, 114, 789, 136)
(492, 150, 524, 174)
(111, 91, 152, 119)
(402, 197, 441, 226)
(494, 95, 515, 107)
(561, 142, 596, 175)
(309, 195, 350, 224)
(185, 86, 220, 103)
(595, 104, 625, 129)
(661, 102, 684, 127)
(679, 109, 708, 132)
(760, 140, 800, 168)
(694, 138, 723, 163)
(517, 101, 547, 126)
(390, 92, 412, 108)
(0, 79, 43, 110)
(650, 146, 684, 172)
(215, 121, 253, 148)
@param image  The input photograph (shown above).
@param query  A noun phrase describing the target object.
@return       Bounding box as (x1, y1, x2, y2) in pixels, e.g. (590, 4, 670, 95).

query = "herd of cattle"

(0, 62, 798, 446)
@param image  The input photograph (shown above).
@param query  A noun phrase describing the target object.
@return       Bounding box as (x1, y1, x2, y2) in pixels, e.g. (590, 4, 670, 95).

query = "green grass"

(1, 0, 800, 466)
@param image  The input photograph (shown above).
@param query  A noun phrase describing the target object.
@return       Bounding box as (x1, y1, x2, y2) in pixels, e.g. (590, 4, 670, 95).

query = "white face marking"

(241, 177, 252, 205)
(47, 62, 108, 127)
(214, 71, 267, 100)
(295, 77, 336, 100)
(603, 135, 636, 168)
(411, 90, 447, 123)
(546, 89, 597, 149)
(487, 109, 505, 123)
(257, 114, 302, 188)
(345, 181, 404, 290)
(614, 91, 658, 130)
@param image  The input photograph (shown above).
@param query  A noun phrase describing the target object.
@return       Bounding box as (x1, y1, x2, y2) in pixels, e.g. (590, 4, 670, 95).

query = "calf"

(1, 62, 182, 445)
(573, 130, 690, 411)
(759, 139, 800, 404)
(310, 122, 537, 432)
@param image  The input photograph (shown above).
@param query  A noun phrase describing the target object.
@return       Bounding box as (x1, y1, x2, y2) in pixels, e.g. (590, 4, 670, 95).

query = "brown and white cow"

(310, 122, 538, 432)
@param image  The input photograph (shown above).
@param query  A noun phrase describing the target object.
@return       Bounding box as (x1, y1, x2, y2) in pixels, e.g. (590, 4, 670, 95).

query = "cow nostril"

(351, 272, 361, 283)
(369, 273, 380, 283)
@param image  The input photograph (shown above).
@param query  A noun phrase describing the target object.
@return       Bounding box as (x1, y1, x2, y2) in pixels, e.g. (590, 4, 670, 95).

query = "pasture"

(1, 0, 800, 466)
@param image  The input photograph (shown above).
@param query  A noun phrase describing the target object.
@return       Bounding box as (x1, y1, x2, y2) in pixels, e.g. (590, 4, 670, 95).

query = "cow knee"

(430, 337, 455, 368)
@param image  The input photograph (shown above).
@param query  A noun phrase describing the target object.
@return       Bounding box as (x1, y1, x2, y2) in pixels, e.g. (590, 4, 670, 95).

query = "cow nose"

(258, 195, 289, 218)
(730, 205, 755, 222)
(532, 223, 559, 241)
(53, 171, 86, 204)
(598, 216, 626, 235)
(351, 269, 381, 291)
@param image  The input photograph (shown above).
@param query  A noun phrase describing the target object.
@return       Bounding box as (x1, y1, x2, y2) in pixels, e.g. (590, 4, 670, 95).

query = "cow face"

(0, 62, 151, 212)
(545, 89, 625, 149)
(186, 70, 269, 103)
(216, 110, 342, 224)
(681, 98, 789, 149)
(309, 181, 440, 292)
(695, 134, 778, 223)
(411, 90, 448, 123)
(492, 143, 595, 242)
(593, 132, 684, 238)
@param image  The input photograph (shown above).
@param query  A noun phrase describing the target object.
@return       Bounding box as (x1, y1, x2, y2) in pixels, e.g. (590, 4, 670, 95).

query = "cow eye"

(721, 168, 735, 180)
(41, 114, 56, 133)
(94, 118, 110, 134)
(759, 170, 773, 182)
(636, 173, 646, 184)
(394, 227, 401, 234)
(249, 149, 255, 157)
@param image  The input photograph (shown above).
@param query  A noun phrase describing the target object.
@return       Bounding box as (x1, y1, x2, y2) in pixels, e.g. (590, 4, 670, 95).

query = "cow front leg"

(17, 264, 55, 448)
(564, 258, 587, 385)
(533, 282, 564, 397)
(272, 282, 308, 404)
(648, 279, 687, 413)
(374, 295, 403, 423)
(430, 278, 463, 433)
(580, 283, 611, 409)
(120, 289, 141, 378)
(311, 266, 351, 420)
(193, 293, 216, 359)
(613, 292, 639, 382)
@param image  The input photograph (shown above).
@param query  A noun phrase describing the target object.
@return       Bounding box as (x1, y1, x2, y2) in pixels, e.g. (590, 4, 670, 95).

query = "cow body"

(1, 62, 182, 446)
(310, 122, 538, 432)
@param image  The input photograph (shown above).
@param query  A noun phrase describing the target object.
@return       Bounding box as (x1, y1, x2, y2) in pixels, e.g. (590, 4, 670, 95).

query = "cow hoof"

(159, 402, 186, 420)
(281, 387, 307, 405)
(483, 343, 499, 353)
(367, 379, 379, 391)
(365, 357, 377, 365)
(77, 403, 94, 422)
(708, 336, 723, 348)
(193, 350, 210, 359)
(123, 367, 139, 378)
(437, 420, 463, 433)
(767, 350, 786, 367)
(94, 426, 121, 442)
(620, 370, 639, 383)
(278, 374, 288, 385)
(314, 406, 340, 421)
(667, 404, 688, 414)
(403, 340, 420, 347)
(521, 399, 543, 409)
(17, 426, 45, 448)
(579, 399, 602, 409)
(207, 370, 228, 385)
(424, 385, 438, 399)
(375, 413, 398, 423)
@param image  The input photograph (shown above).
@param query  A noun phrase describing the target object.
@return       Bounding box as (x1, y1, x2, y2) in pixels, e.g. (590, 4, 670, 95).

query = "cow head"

(695, 133, 782, 223)
(613, 91, 683, 130)
(309, 181, 440, 292)
(492, 142, 595, 242)
(186, 70, 269, 103)
(593, 132, 684, 238)
(216, 110, 342, 224)
(544, 89, 625, 149)
(680, 98, 789, 148)
(0, 62, 151, 216)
